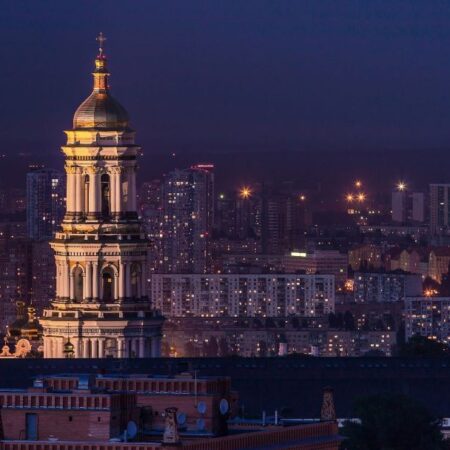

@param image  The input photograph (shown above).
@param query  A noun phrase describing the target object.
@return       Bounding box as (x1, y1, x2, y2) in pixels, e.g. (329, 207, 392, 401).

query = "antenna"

(177, 412, 187, 426)
(197, 401, 207, 415)
(126, 421, 138, 440)
(219, 398, 229, 415)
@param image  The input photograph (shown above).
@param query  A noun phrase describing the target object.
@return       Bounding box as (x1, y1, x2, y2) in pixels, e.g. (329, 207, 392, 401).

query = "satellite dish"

(197, 401, 207, 414)
(177, 412, 187, 425)
(196, 418, 205, 431)
(219, 398, 229, 415)
(126, 421, 138, 439)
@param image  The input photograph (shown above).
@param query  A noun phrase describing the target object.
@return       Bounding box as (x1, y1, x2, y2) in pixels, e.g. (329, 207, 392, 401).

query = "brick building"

(0, 373, 341, 449)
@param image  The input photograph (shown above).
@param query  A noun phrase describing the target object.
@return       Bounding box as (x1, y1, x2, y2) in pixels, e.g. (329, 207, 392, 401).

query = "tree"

(341, 394, 448, 450)
(398, 334, 450, 357)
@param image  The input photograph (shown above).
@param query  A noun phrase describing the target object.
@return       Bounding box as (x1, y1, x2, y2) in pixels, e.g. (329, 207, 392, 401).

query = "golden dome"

(73, 35, 130, 131)
(73, 91, 129, 130)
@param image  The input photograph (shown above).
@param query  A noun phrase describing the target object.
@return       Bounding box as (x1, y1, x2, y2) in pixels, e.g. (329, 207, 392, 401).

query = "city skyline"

(3, 5, 450, 448)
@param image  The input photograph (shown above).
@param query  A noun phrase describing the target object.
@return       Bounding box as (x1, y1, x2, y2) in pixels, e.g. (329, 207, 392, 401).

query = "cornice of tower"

(61, 146, 141, 161)
(64, 129, 136, 145)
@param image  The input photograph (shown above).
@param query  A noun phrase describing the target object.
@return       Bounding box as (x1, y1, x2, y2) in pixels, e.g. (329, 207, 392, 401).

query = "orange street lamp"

(239, 186, 252, 199)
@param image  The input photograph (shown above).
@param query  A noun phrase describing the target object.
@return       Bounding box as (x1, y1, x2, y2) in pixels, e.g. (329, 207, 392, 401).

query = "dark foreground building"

(0, 372, 341, 450)
(0, 357, 448, 419)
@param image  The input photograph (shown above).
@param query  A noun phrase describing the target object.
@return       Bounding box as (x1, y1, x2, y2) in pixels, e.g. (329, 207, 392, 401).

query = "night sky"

(2, 1, 450, 156)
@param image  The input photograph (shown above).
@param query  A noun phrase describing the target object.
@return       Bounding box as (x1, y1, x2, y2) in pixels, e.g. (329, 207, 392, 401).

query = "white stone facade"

(39, 40, 163, 358)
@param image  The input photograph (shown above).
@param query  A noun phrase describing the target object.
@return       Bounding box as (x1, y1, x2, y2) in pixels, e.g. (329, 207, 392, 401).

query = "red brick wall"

(137, 394, 222, 433)
(0, 422, 341, 450)
(1, 409, 115, 441)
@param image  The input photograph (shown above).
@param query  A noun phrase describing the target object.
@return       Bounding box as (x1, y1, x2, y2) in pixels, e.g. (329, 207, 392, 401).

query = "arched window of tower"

(102, 267, 115, 302)
(101, 174, 110, 217)
(73, 265, 84, 302)
(130, 263, 141, 298)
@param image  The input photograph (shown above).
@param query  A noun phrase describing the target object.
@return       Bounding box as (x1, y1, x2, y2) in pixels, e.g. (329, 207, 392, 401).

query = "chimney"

(162, 407, 181, 446)
(320, 386, 336, 421)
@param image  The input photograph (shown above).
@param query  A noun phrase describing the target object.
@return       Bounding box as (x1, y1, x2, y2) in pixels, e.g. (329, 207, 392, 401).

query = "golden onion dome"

(73, 33, 130, 130)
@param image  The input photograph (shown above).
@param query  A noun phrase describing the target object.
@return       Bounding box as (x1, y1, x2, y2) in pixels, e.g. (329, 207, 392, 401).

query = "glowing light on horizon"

(357, 193, 366, 202)
(397, 181, 406, 191)
(355, 180, 362, 188)
(240, 186, 252, 199)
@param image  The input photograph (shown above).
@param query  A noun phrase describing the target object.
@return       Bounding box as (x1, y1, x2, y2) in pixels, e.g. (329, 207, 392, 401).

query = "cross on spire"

(96, 32, 106, 56)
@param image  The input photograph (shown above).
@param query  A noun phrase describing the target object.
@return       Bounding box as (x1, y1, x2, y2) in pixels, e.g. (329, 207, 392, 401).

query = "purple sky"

(2, 1, 450, 155)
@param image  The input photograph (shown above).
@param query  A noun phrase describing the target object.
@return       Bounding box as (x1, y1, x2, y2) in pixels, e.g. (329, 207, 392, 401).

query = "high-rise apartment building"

(161, 164, 214, 273)
(391, 190, 425, 224)
(353, 272, 422, 303)
(26, 168, 65, 241)
(138, 179, 163, 273)
(150, 273, 335, 318)
(430, 183, 450, 235)
(405, 296, 450, 343)
(0, 239, 31, 331)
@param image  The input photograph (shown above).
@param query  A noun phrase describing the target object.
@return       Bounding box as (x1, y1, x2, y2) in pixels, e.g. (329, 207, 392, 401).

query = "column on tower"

(126, 166, 137, 213)
(98, 338, 105, 358)
(138, 337, 145, 357)
(82, 339, 89, 358)
(64, 261, 70, 299)
(110, 166, 122, 217)
(125, 262, 131, 298)
(72, 337, 79, 358)
(85, 262, 92, 300)
(69, 265, 75, 300)
(141, 262, 147, 298)
(118, 261, 125, 300)
(92, 262, 99, 300)
(114, 271, 119, 301)
(91, 338, 98, 358)
(75, 167, 84, 216)
(88, 167, 101, 219)
(109, 167, 116, 214)
(117, 337, 124, 358)
(65, 166, 77, 216)
(55, 262, 60, 298)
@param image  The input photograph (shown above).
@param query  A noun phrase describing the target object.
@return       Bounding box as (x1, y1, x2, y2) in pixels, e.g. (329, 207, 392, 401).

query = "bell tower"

(40, 34, 164, 358)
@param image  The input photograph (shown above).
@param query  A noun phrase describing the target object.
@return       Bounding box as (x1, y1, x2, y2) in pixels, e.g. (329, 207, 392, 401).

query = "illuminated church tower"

(40, 34, 164, 358)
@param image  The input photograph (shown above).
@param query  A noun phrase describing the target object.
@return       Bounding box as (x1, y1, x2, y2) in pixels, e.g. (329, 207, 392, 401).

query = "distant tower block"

(39, 34, 164, 358)
(320, 386, 336, 422)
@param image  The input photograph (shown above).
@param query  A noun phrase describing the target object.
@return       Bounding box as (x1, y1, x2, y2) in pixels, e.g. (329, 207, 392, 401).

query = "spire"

(93, 32, 109, 92)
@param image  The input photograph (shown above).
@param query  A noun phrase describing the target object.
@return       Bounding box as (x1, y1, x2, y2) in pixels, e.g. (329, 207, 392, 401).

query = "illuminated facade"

(405, 296, 450, 343)
(40, 35, 163, 358)
(26, 168, 65, 241)
(161, 164, 214, 273)
(151, 273, 334, 317)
